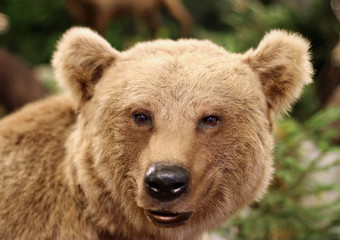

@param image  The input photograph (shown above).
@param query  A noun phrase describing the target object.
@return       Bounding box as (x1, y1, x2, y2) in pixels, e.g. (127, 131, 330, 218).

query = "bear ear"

(52, 27, 118, 109)
(244, 30, 313, 118)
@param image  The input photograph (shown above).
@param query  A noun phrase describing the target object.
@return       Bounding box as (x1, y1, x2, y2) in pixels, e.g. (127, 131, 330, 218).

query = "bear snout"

(144, 163, 190, 202)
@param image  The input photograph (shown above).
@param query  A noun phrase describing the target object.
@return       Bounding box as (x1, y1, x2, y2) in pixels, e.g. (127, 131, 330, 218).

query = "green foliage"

(306, 107, 340, 150)
(217, 108, 340, 240)
(0, 0, 73, 64)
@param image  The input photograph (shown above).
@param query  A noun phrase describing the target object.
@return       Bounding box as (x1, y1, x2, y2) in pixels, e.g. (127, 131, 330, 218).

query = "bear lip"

(146, 210, 192, 227)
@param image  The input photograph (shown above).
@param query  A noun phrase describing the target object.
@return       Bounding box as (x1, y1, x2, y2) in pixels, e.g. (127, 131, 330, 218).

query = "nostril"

(172, 182, 186, 194)
(144, 163, 190, 202)
(147, 182, 160, 193)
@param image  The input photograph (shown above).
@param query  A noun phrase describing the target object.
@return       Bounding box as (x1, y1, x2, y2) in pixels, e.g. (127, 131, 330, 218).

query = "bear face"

(82, 41, 274, 235)
(88, 42, 273, 221)
(0, 27, 312, 240)
(52, 28, 312, 239)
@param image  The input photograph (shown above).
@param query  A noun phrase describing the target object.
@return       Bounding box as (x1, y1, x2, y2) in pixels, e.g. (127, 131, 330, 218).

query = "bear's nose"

(144, 163, 189, 202)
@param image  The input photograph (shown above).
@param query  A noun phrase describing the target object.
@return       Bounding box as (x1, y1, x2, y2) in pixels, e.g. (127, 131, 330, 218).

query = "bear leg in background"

(161, 0, 193, 38)
(66, 0, 193, 38)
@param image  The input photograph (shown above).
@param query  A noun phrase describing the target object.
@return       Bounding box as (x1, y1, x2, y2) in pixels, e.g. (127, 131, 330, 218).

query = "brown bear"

(0, 49, 49, 113)
(66, 0, 193, 37)
(0, 27, 313, 240)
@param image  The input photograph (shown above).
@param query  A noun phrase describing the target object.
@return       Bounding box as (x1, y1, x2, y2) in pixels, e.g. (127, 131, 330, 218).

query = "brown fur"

(0, 49, 48, 113)
(66, 0, 193, 37)
(0, 27, 312, 240)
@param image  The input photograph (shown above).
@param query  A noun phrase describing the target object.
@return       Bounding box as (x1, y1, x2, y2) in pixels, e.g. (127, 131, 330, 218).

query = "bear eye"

(133, 113, 152, 126)
(201, 116, 220, 128)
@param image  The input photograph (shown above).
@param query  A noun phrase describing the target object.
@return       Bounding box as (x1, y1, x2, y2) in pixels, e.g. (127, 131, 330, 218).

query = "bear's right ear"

(52, 27, 118, 109)
(243, 30, 313, 119)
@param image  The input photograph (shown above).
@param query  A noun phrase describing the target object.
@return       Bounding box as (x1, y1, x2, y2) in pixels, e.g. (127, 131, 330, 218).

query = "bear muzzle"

(143, 163, 192, 226)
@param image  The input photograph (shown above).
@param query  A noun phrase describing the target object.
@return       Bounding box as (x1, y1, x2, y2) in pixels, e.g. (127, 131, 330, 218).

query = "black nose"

(144, 163, 189, 202)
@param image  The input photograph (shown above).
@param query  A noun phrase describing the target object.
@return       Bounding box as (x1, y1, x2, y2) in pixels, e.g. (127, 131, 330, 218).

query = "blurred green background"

(1, 0, 340, 239)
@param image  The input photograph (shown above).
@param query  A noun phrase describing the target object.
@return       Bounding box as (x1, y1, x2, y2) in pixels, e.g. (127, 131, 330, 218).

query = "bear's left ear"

(52, 27, 118, 109)
(243, 30, 313, 118)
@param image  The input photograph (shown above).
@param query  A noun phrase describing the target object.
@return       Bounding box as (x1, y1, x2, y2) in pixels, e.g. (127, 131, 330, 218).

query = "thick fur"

(0, 27, 313, 240)
(244, 30, 313, 118)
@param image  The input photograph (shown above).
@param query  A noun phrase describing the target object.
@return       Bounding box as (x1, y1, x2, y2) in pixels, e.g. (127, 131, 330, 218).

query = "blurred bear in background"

(66, 0, 193, 38)
(0, 49, 48, 113)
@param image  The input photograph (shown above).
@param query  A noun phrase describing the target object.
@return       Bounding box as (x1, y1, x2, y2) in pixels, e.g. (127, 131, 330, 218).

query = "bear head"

(52, 27, 312, 239)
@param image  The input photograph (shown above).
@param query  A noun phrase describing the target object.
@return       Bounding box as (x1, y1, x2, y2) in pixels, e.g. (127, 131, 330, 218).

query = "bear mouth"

(146, 210, 192, 227)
